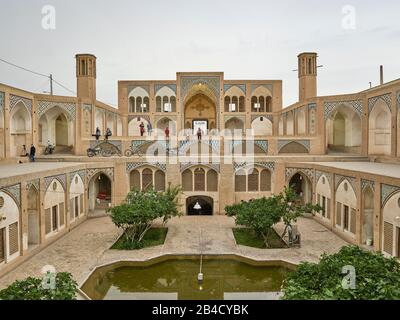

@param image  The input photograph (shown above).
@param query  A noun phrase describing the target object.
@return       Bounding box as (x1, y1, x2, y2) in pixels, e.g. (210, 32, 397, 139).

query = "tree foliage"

(0, 272, 77, 300)
(279, 187, 321, 240)
(282, 246, 400, 300)
(226, 196, 283, 247)
(226, 187, 321, 247)
(108, 186, 182, 247)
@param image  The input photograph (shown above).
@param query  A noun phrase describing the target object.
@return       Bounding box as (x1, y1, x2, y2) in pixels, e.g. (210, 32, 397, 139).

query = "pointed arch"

(128, 117, 150, 136)
(252, 117, 273, 136)
(156, 117, 177, 136)
(335, 179, 357, 234)
(225, 117, 244, 134)
(0, 190, 20, 262)
(382, 191, 400, 257)
(326, 104, 361, 154)
(369, 99, 391, 156)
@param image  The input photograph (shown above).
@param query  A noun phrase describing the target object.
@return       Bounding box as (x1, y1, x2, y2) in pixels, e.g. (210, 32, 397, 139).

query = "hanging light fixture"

(194, 202, 202, 210)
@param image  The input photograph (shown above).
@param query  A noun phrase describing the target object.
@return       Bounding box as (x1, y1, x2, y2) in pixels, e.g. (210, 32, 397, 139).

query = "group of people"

(94, 123, 205, 141)
(139, 122, 153, 137)
(94, 127, 113, 141)
(138, 122, 203, 140)
(20, 144, 36, 162)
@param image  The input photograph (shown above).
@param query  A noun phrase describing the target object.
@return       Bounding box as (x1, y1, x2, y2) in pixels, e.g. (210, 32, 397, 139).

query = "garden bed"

(233, 228, 286, 249)
(111, 228, 168, 250)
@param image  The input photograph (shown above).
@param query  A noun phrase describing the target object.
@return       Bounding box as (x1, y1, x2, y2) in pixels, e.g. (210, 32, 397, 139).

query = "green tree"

(108, 186, 182, 247)
(279, 187, 321, 243)
(282, 246, 400, 300)
(226, 197, 282, 247)
(226, 187, 321, 247)
(0, 272, 77, 300)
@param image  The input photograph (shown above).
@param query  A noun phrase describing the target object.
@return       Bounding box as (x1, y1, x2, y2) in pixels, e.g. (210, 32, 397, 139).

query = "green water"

(81, 256, 292, 300)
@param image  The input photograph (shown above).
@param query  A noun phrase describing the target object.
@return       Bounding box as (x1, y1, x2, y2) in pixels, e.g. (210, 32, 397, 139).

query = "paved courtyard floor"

(0, 215, 348, 290)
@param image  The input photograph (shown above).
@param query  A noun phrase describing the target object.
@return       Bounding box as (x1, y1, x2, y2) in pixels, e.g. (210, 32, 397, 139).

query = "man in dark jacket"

(95, 127, 101, 141)
(29, 144, 36, 162)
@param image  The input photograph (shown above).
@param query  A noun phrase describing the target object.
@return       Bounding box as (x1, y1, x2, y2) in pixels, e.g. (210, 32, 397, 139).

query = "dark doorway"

(88, 173, 112, 213)
(289, 173, 312, 204)
(186, 196, 213, 216)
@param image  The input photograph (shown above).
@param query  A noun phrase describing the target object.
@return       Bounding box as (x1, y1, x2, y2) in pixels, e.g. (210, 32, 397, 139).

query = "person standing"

(95, 127, 101, 141)
(197, 127, 203, 141)
(139, 122, 145, 137)
(164, 126, 170, 140)
(105, 128, 112, 140)
(147, 123, 152, 136)
(29, 144, 36, 162)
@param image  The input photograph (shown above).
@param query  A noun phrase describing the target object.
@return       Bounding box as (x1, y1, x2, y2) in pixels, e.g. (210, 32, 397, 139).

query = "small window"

(0, 196, 4, 208)
(343, 205, 349, 231)
(344, 182, 348, 191)
(53, 182, 57, 191)
(75, 176, 79, 184)
(322, 177, 326, 184)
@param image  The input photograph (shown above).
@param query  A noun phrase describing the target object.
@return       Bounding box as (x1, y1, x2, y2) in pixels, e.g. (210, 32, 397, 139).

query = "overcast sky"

(0, 0, 399, 107)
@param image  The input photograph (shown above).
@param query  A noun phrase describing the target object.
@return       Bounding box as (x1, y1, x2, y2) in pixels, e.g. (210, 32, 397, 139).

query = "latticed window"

(130, 170, 140, 191)
(248, 169, 259, 192)
(336, 202, 342, 226)
(194, 168, 206, 191)
(129, 97, 136, 113)
(52, 206, 58, 231)
(59, 203, 65, 226)
(156, 96, 162, 112)
(326, 199, 331, 219)
(260, 169, 271, 191)
(383, 222, 394, 255)
(239, 96, 245, 112)
(155, 170, 166, 191)
(45, 208, 51, 234)
(266, 96, 272, 112)
(343, 205, 349, 231)
(182, 169, 193, 192)
(350, 208, 356, 234)
(235, 170, 246, 192)
(70, 198, 75, 220)
(8, 222, 18, 256)
(207, 170, 218, 192)
(142, 169, 153, 191)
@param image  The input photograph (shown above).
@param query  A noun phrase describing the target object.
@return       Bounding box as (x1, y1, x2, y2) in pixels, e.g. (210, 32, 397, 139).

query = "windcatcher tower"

(298, 52, 317, 102)
(76, 54, 97, 101)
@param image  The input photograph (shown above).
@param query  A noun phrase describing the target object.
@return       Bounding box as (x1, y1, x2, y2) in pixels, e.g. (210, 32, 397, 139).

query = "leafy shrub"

(282, 246, 400, 300)
(0, 272, 77, 300)
(108, 186, 181, 247)
(226, 187, 321, 247)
